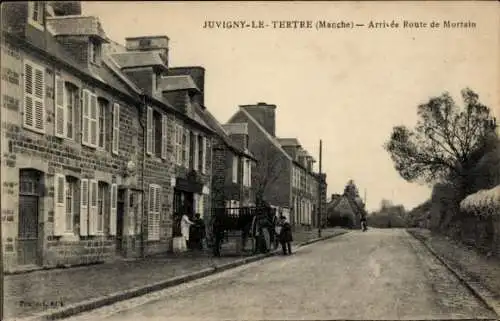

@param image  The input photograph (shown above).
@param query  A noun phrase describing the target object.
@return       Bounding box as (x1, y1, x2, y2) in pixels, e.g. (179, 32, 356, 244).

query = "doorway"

(18, 169, 42, 266)
(116, 189, 126, 256)
(173, 189, 194, 236)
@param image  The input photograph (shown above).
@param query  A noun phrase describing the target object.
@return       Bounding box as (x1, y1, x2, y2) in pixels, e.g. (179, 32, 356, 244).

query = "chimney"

(125, 35, 169, 67)
(241, 102, 276, 136)
(167, 66, 205, 106)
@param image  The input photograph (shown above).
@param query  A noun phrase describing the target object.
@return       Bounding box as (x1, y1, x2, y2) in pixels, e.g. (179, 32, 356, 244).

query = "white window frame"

(23, 59, 45, 134)
(109, 184, 117, 235)
(97, 183, 107, 234)
(27, 2, 44, 30)
(82, 90, 98, 148)
(65, 177, 75, 233)
(232, 155, 238, 184)
(148, 184, 161, 241)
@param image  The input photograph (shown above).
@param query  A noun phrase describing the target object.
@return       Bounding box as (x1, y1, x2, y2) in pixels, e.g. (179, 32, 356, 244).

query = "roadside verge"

(407, 228, 500, 317)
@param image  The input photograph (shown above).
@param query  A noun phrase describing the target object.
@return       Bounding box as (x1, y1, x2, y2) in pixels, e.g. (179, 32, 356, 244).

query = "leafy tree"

(385, 88, 497, 197)
(343, 179, 360, 199)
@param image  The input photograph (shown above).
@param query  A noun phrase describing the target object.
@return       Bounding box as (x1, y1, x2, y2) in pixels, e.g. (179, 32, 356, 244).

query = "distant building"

(326, 193, 366, 229)
(227, 102, 326, 228)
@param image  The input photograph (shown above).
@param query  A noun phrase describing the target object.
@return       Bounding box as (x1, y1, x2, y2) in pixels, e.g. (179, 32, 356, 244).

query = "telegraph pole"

(318, 139, 323, 238)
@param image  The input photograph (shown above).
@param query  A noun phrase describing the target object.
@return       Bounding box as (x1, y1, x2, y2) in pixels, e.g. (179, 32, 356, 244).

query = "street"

(65, 229, 497, 321)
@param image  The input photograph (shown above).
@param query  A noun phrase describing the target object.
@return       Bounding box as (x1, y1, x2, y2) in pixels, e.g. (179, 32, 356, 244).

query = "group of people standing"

(180, 213, 206, 250)
(179, 212, 294, 255)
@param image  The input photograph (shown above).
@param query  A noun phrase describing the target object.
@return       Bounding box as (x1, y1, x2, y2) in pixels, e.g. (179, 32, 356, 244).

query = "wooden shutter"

(161, 114, 167, 159)
(109, 184, 117, 235)
(90, 94, 98, 147)
(185, 129, 190, 168)
(193, 133, 199, 171)
(148, 185, 156, 240)
(82, 89, 90, 145)
(88, 180, 98, 235)
(202, 136, 207, 174)
(23, 63, 34, 129)
(146, 106, 153, 155)
(54, 76, 66, 138)
(112, 103, 120, 154)
(80, 179, 89, 236)
(33, 65, 45, 132)
(53, 174, 66, 236)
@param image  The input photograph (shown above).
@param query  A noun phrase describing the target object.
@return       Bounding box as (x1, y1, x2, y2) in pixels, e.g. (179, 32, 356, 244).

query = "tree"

(385, 88, 497, 195)
(252, 142, 287, 207)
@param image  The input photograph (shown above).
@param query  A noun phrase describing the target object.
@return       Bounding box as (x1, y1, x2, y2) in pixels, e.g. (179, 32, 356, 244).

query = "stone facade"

(1, 2, 214, 272)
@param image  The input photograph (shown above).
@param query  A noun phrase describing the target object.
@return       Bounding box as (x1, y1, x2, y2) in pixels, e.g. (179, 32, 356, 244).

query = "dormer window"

(89, 39, 101, 65)
(28, 2, 44, 30)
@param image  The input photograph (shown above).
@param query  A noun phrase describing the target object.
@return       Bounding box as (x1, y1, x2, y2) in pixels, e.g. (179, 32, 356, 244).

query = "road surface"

(66, 229, 497, 321)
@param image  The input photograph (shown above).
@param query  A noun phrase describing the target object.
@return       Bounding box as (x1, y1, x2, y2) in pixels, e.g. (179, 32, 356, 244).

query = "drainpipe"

(137, 94, 147, 259)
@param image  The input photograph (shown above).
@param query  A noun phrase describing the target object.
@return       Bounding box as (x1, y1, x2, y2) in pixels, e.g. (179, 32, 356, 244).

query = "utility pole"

(318, 139, 323, 238)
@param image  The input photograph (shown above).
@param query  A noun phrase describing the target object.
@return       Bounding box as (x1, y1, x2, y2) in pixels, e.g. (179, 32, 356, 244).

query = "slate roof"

(194, 105, 256, 161)
(278, 138, 301, 147)
(159, 75, 200, 93)
(112, 51, 166, 69)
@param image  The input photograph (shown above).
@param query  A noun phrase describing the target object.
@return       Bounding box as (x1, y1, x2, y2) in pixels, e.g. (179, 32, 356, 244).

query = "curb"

(8, 231, 347, 321)
(407, 229, 500, 318)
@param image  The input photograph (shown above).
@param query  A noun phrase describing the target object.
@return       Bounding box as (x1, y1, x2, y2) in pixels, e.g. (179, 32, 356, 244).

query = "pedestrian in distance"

(181, 213, 195, 250)
(279, 215, 293, 255)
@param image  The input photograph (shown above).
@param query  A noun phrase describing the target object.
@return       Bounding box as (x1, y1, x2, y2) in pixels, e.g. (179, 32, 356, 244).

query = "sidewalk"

(4, 228, 347, 320)
(408, 228, 500, 314)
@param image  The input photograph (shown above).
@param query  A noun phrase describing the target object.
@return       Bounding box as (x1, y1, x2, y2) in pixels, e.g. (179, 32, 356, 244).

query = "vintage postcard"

(1, 1, 499, 320)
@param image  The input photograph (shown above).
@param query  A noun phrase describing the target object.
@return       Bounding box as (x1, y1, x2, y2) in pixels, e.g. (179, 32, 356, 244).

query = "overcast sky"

(83, 1, 499, 212)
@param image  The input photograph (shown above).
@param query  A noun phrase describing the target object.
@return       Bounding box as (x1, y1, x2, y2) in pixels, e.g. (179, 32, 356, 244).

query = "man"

(279, 216, 293, 255)
(192, 213, 206, 250)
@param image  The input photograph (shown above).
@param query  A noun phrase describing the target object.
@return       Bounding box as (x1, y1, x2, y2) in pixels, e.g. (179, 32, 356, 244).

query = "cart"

(210, 206, 279, 257)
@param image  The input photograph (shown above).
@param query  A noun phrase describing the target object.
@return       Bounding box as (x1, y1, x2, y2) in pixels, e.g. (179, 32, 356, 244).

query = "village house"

(227, 103, 326, 227)
(0, 1, 214, 272)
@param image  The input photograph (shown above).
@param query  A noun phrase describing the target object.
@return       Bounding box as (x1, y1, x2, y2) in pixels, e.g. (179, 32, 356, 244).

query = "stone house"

(326, 193, 367, 228)
(0, 1, 214, 272)
(227, 103, 326, 227)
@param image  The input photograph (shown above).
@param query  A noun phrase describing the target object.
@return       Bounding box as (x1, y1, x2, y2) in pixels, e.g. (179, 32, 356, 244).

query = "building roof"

(328, 194, 367, 218)
(278, 138, 301, 147)
(194, 105, 256, 161)
(111, 51, 166, 69)
(159, 75, 200, 92)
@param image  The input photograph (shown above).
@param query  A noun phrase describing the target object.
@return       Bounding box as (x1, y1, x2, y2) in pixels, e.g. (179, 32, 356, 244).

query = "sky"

(83, 1, 499, 212)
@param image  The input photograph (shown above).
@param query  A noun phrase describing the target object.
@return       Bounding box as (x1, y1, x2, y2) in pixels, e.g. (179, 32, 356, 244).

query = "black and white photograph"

(1, 1, 499, 320)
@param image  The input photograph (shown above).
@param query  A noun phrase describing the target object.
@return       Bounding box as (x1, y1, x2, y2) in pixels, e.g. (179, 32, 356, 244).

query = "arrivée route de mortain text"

(202, 19, 477, 29)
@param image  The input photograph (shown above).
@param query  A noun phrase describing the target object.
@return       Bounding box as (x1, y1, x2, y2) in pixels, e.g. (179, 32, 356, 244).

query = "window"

(232, 155, 238, 183)
(175, 124, 183, 165)
(192, 133, 199, 170)
(97, 182, 108, 233)
(28, 2, 44, 30)
(197, 135, 203, 172)
(148, 184, 161, 241)
(65, 84, 76, 139)
(23, 60, 45, 133)
(153, 110, 161, 157)
(82, 90, 98, 147)
(65, 177, 77, 233)
(183, 129, 190, 168)
(98, 99, 108, 150)
(201, 136, 207, 174)
(89, 39, 100, 64)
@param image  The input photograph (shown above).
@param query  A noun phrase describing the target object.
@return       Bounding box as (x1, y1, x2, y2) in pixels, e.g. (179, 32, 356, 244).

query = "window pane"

(99, 101, 106, 148)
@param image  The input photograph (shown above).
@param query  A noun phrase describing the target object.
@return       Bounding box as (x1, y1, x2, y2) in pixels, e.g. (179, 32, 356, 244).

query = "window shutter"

(112, 103, 120, 154)
(34, 66, 45, 131)
(146, 106, 153, 155)
(23, 63, 34, 128)
(80, 179, 89, 236)
(202, 136, 207, 174)
(53, 174, 66, 236)
(109, 184, 117, 235)
(148, 185, 157, 241)
(161, 114, 167, 159)
(82, 90, 90, 145)
(88, 180, 98, 235)
(193, 133, 199, 171)
(90, 94, 98, 147)
(54, 76, 66, 138)
(185, 129, 190, 168)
